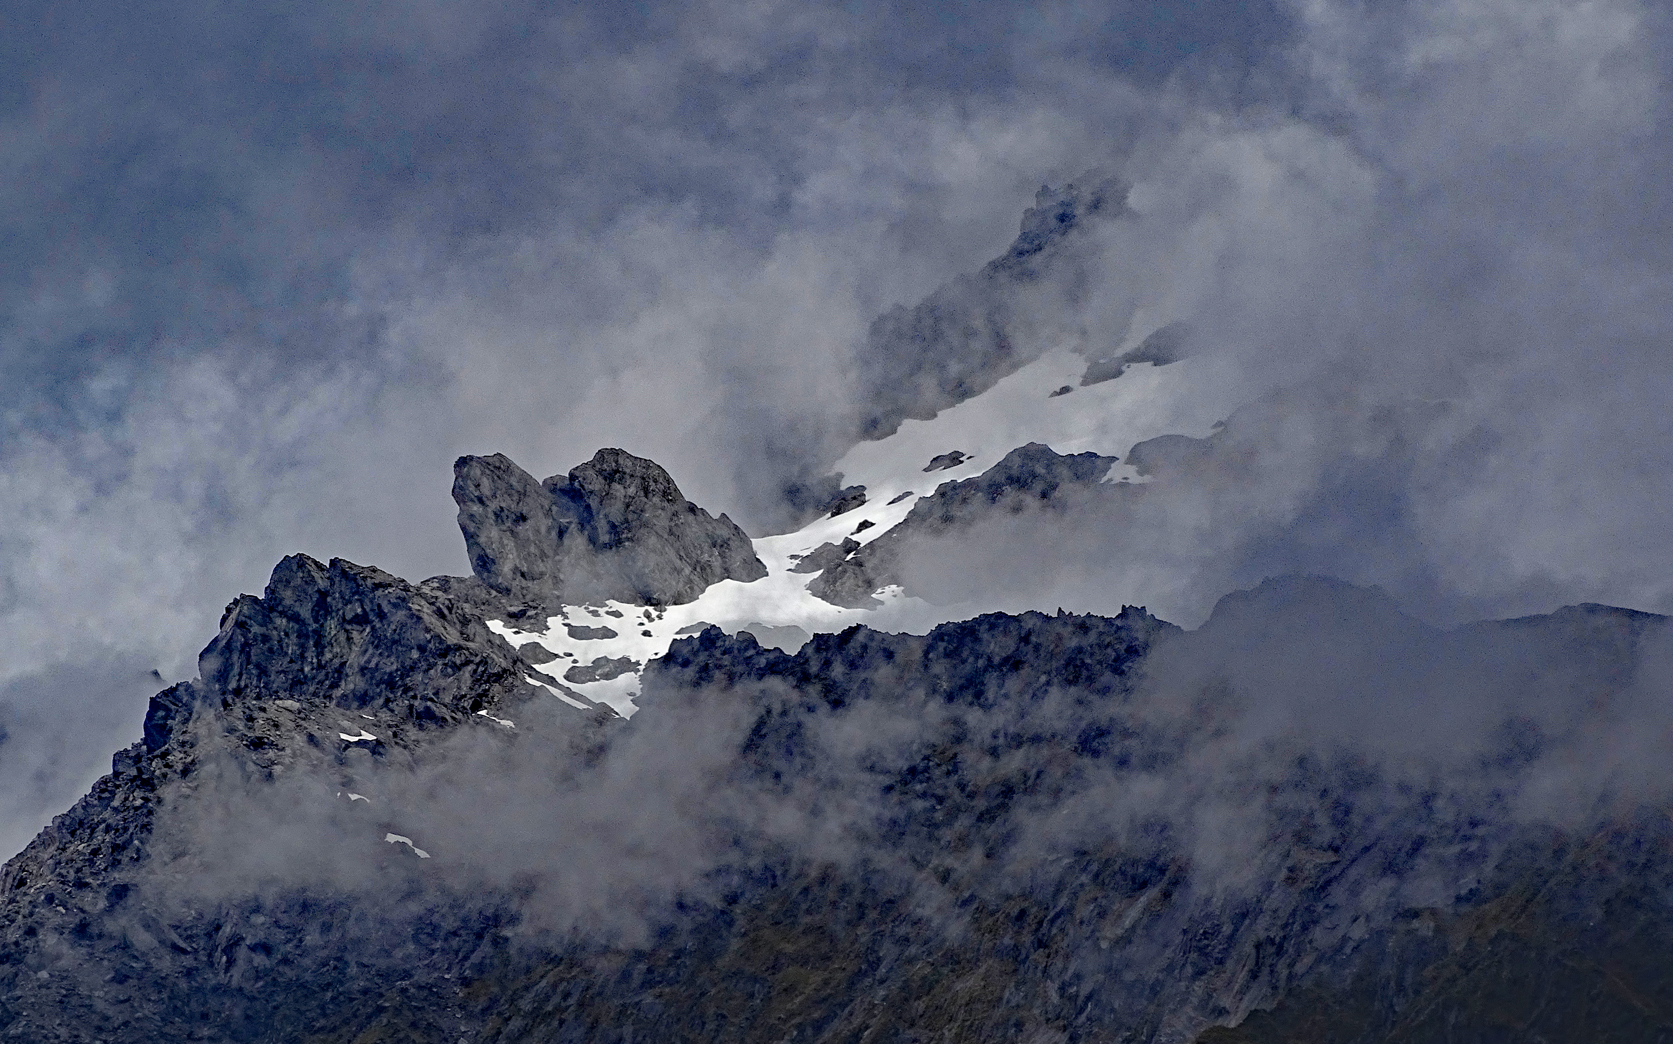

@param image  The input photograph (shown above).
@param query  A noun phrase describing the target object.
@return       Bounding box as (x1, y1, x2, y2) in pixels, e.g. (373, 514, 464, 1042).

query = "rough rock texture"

(1196, 817, 1673, 1044)
(923, 450, 969, 472)
(787, 538, 860, 575)
(0, 568, 1670, 1041)
(853, 176, 1131, 440)
(825, 485, 867, 517)
(808, 442, 1125, 608)
(0, 553, 612, 1044)
(454, 449, 766, 607)
(563, 623, 618, 641)
(453, 600, 1673, 1042)
(197, 554, 521, 723)
(562, 656, 640, 684)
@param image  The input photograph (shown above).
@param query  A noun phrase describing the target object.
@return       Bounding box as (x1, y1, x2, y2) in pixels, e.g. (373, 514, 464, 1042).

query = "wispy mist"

(123, 579, 1673, 1004)
(4, 0, 1671, 856)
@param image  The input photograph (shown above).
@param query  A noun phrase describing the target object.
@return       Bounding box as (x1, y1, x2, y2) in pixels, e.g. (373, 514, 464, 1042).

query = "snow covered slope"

(487, 347, 1245, 718)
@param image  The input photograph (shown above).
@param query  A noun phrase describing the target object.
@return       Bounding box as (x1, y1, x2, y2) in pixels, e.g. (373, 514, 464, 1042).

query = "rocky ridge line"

(807, 441, 1126, 607)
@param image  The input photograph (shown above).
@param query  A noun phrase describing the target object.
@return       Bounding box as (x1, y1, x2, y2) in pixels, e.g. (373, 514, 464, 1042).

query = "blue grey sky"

(1, 0, 1671, 853)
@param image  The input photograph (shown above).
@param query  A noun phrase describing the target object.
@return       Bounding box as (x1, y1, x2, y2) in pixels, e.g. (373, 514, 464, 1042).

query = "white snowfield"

(486, 348, 1243, 720)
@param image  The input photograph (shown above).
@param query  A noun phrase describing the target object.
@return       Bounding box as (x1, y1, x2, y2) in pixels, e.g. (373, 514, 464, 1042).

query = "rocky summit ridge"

(3, 181, 1671, 1042)
(0, 438, 1669, 1041)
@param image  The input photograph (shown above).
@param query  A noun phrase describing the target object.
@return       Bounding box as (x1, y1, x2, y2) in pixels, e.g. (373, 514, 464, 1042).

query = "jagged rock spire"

(453, 448, 767, 607)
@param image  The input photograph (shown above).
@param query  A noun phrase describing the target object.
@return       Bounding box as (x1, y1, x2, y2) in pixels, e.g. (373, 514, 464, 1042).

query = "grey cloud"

(3, 0, 1671, 860)
(133, 580, 1673, 974)
(838, 0, 1673, 628)
(0, 654, 158, 858)
(0, 0, 1296, 689)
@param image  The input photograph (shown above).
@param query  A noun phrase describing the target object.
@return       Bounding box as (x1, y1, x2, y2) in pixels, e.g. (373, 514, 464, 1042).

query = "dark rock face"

(809, 442, 1124, 608)
(0, 552, 601, 1044)
(197, 554, 521, 722)
(516, 643, 557, 666)
(0, 569, 1671, 1042)
(788, 538, 860, 575)
(564, 623, 619, 640)
(923, 450, 969, 472)
(853, 176, 1131, 440)
(563, 656, 640, 684)
(454, 449, 766, 607)
(474, 598, 1673, 1042)
(1195, 813, 1673, 1044)
(825, 486, 867, 517)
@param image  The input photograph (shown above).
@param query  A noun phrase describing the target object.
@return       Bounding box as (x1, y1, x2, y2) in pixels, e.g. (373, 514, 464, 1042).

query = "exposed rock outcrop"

(853, 176, 1132, 440)
(1, 562, 1671, 1042)
(454, 448, 767, 607)
(825, 486, 867, 517)
(563, 655, 641, 684)
(0, 551, 606, 1044)
(808, 442, 1124, 608)
(923, 450, 968, 472)
(788, 538, 860, 575)
(4, 426, 1673, 1044)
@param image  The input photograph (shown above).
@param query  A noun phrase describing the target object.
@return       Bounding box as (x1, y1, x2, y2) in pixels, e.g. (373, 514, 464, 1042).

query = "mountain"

(1, 185, 1670, 1043)
(0, 479, 1668, 1041)
(453, 449, 766, 609)
(851, 175, 1131, 441)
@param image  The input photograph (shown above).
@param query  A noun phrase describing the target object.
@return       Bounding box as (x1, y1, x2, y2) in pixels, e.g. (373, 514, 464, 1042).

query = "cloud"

(134, 581, 1673, 984)
(0, 0, 1288, 672)
(842, 0, 1673, 628)
(2, 0, 1671, 856)
(0, 654, 159, 858)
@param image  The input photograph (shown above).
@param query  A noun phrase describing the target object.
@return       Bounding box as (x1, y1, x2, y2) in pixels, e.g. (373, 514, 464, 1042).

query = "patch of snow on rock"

(482, 348, 1250, 709)
(384, 833, 430, 859)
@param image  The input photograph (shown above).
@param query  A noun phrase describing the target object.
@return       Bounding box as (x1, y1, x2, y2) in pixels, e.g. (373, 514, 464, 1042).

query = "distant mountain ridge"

(0, 456, 1668, 1041)
(1, 182, 1669, 1044)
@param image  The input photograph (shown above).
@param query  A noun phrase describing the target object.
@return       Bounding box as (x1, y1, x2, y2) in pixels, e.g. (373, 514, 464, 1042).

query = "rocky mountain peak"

(554, 447, 704, 548)
(1001, 174, 1129, 269)
(454, 448, 766, 608)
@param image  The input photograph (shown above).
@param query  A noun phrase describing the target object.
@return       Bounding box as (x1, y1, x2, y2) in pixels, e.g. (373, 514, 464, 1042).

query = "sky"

(2, 0, 1672, 853)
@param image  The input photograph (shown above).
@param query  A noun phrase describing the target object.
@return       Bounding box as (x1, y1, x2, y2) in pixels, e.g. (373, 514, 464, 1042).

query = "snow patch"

(478, 348, 1250, 710)
(384, 833, 430, 859)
